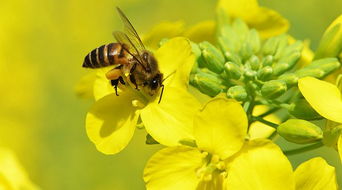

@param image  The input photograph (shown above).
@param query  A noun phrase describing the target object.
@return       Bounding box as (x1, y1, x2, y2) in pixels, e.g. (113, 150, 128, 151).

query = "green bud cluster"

(190, 19, 341, 101)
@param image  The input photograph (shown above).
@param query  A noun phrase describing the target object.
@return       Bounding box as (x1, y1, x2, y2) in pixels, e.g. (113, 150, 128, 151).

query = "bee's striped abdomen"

(82, 43, 123, 68)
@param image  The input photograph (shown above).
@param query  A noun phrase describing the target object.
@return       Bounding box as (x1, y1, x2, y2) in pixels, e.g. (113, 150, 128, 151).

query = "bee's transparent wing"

(116, 7, 145, 52)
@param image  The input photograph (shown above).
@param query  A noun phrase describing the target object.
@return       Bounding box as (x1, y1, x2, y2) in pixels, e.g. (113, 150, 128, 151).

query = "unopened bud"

(249, 55, 260, 70)
(244, 68, 257, 79)
(273, 52, 301, 75)
(288, 99, 321, 120)
(223, 62, 242, 80)
(200, 41, 225, 74)
(261, 55, 274, 67)
(239, 42, 254, 60)
(315, 15, 342, 59)
(247, 29, 261, 53)
(296, 58, 340, 78)
(224, 51, 242, 65)
(227, 85, 248, 101)
(257, 66, 273, 81)
(278, 73, 299, 86)
(261, 80, 287, 99)
(278, 119, 323, 144)
(323, 125, 342, 147)
(191, 70, 223, 97)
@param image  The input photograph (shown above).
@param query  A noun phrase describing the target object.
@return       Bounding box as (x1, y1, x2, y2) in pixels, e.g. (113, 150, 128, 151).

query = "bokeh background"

(0, 0, 341, 189)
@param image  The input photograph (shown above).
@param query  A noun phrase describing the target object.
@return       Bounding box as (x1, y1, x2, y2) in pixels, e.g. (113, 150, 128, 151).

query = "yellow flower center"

(196, 152, 227, 182)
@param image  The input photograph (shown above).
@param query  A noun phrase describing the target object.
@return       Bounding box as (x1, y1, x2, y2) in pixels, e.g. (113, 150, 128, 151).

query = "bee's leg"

(118, 76, 125, 85)
(110, 79, 120, 96)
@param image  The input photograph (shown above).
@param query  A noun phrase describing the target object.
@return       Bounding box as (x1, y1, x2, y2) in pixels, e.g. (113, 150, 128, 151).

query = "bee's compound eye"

(151, 79, 159, 90)
(143, 52, 148, 61)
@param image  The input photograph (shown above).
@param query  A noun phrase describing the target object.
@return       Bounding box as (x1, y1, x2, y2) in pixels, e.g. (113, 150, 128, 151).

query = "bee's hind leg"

(110, 79, 120, 96)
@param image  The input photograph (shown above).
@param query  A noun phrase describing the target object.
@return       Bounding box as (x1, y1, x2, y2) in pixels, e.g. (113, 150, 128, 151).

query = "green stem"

(257, 107, 279, 118)
(283, 141, 324, 156)
(253, 117, 278, 129)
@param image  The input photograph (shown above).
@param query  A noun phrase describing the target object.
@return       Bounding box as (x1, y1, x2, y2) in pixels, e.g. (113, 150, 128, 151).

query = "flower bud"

(278, 73, 299, 86)
(223, 62, 242, 80)
(247, 29, 261, 53)
(273, 52, 301, 75)
(261, 80, 287, 99)
(261, 55, 274, 67)
(257, 66, 273, 81)
(262, 36, 278, 55)
(190, 70, 223, 97)
(315, 15, 342, 59)
(295, 57, 340, 78)
(224, 51, 242, 65)
(227, 85, 248, 101)
(288, 99, 322, 120)
(323, 125, 342, 147)
(244, 68, 257, 80)
(249, 55, 260, 70)
(239, 42, 254, 60)
(200, 41, 225, 74)
(278, 119, 323, 144)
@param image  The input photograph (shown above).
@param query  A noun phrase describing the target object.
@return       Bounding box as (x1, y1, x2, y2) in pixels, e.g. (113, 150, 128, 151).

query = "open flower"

(85, 37, 201, 154)
(298, 76, 342, 161)
(143, 98, 338, 189)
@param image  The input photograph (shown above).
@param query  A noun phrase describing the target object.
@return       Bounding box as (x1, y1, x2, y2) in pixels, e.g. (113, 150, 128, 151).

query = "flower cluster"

(77, 0, 342, 189)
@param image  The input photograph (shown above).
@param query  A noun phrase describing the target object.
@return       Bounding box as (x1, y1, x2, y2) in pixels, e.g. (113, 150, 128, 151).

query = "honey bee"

(83, 7, 164, 103)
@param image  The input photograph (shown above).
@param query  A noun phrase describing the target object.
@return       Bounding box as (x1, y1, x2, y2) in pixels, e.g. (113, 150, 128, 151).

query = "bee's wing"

(116, 7, 146, 52)
(113, 31, 147, 70)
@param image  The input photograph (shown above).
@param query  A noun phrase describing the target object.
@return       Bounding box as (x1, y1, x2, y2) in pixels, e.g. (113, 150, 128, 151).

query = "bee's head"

(143, 73, 163, 96)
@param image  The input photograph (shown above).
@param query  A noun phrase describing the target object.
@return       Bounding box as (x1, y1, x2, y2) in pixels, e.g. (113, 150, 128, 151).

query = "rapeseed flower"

(298, 76, 342, 161)
(86, 37, 201, 154)
(143, 98, 338, 189)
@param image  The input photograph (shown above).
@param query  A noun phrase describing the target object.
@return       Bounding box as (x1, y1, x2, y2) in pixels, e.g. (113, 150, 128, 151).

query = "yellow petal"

(294, 157, 338, 190)
(142, 21, 185, 50)
(155, 37, 195, 88)
(217, 0, 289, 38)
(141, 87, 200, 146)
(225, 139, 295, 190)
(194, 98, 247, 159)
(249, 105, 278, 139)
(144, 146, 202, 190)
(86, 92, 140, 154)
(74, 72, 96, 99)
(338, 134, 342, 162)
(183, 21, 216, 43)
(0, 148, 39, 190)
(298, 77, 342, 123)
(93, 68, 117, 101)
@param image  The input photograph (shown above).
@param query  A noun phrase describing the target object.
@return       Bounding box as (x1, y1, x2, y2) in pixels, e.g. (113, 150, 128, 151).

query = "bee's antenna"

(158, 84, 165, 104)
(162, 71, 176, 82)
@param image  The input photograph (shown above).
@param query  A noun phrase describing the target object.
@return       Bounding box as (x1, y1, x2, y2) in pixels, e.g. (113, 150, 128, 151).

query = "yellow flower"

(143, 98, 338, 189)
(0, 148, 39, 190)
(85, 37, 201, 154)
(217, 0, 289, 39)
(298, 76, 342, 161)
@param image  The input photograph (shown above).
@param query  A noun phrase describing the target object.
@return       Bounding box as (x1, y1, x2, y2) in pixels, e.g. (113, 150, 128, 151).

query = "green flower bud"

(190, 70, 223, 97)
(278, 119, 323, 144)
(295, 57, 340, 78)
(273, 52, 301, 75)
(262, 36, 279, 55)
(200, 41, 225, 74)
(223, 62, 242, 80)
(261, 55, 274, 67)
(249, 55, 260, 70)
(261, 80, 287, 99)
(257, 66, 273, 81)
(244, 68, 257, 80)
(227, 85, 248, 101)
(232, 19, 249, 40)
(315, 15, 342, 59)
(239, 42, 254, 60)
(224, 51, 242, 65)
(247, 29, 261, 53)
(278, 73, 299, 86)
(288, 99, 322, 120)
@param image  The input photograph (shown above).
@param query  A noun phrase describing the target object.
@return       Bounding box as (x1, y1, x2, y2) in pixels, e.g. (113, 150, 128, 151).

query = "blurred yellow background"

(0, 0, 341, 189)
